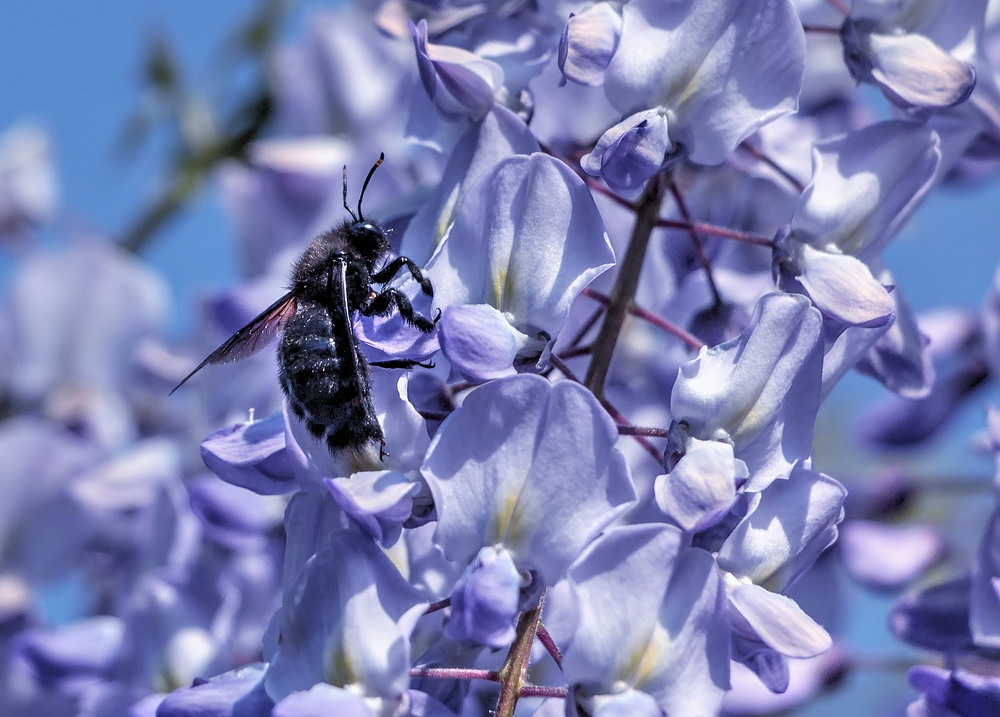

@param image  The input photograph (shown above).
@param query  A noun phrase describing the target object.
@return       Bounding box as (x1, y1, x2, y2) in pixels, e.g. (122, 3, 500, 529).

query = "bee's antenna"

(358, 152, 385, 222)
(342, 165, 358, 222)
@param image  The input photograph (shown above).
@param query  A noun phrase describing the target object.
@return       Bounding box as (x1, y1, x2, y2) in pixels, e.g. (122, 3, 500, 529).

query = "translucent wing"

(170, 291, 298, 394)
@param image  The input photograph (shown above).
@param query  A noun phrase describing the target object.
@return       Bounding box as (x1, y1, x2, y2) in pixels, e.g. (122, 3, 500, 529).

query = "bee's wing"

(170, 291, 298, 394)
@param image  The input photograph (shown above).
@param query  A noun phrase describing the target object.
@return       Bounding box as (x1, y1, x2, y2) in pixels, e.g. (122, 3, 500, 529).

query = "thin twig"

(410, 667, 500, 682)
(668, 178, 721, 304)
(581, 288, 704, 351)
(535, 622, 563, 669)
(618, 425, 671, 438)
(424, 597, 451, 614)
(802, 24, 842, 34)
(738, 141, 806, 193)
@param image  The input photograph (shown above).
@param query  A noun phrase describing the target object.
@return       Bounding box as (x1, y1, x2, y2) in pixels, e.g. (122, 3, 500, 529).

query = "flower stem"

(495, 591, 546, 717)
(585, 173, 668, 399)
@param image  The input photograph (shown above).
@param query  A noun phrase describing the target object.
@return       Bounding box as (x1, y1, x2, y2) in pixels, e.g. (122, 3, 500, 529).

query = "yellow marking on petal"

(324, 643, 357, 688)
(436, 184, 461, 247)
(489, 487, 528, 549)
(490, 264, 507, 312)
(620, 629, 664, 690)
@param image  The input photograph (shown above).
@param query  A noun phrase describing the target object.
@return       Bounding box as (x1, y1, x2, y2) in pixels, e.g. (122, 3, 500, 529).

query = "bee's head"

(345, 219, 390, 265)
(341, 153, 389, 266)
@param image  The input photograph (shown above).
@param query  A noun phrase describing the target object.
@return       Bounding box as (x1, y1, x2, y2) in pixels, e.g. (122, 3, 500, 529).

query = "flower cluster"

(3, 0, 1000, 716)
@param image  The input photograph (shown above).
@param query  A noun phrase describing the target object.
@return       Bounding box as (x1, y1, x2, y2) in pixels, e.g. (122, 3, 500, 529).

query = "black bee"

(172, 154, 438, 457)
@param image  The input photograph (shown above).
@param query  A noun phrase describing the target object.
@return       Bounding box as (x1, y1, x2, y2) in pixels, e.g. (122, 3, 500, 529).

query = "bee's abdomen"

(278, 302, 382, 452)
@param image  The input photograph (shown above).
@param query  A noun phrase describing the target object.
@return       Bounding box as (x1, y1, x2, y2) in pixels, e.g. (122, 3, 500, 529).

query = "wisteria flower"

(577, 0, 805, 190)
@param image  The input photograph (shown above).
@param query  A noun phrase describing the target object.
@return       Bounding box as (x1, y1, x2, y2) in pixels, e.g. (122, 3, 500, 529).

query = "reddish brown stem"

(581, 288, 704, 351)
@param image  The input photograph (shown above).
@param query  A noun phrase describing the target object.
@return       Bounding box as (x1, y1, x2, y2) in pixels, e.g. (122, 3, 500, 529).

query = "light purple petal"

(561, 525, 729, 713)
(568, 688, 662, 717)
(422, 374, 635, 584)
(272, 683, 374, 717)
(216, 138, 347, 278)
(156, 663, 274, 717)
(561, 524, 682, 687)
(972, 508, 1000, 649)
(445, 546, 522, 647)
(729, 582, 832, 658)
(649, 547, 730, 714)
(200, 411, 296, 495)
(410, 19, 503, 120)
(794, 244, 895, 327)
(324, 470, 420, 547)
(9, 240, 169, 402)
(841, 19, 976, 110)
(398, 105, 539, 265)
(854, 282, 933, 398)
(889, 577, 974, 652)
(791, 120, 941, 259)
(438, 304, 521, 383)
(12, 616, 123, 684)
(718, 465, 846, 589)
(426, 152, 614, 353)
(265, 531, 429, 701)
(581, 110, 675, 191)
(558, 3, 622, 86)
(187, 474, 283, 551)
(909, 666, 1000, 716)
(654, 438, 742, 532)
(723, 650, 847, 714)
